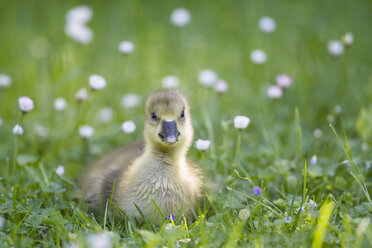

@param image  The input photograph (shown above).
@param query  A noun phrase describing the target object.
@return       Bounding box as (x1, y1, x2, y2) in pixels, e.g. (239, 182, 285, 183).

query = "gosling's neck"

(143, 143, 188, 167)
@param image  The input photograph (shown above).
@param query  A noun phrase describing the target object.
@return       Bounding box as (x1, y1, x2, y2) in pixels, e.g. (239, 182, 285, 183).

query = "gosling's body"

(81, 90, 203, 225)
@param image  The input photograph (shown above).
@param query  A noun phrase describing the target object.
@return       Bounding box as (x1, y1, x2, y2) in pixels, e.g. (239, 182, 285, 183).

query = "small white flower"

(75, 88, 88, 102)
(121, 94, 141, 109)
(34, 124, 49, 138)
(13, 124, 24, 135)
(118, 41, 134, 54)
(342, 32, 353, 46)
(162, 76, 179, 89)
(87, 233, 112, 248)
(195, 139, 211, 151)
(79, 125, 94, 139)
(258, 16, 276, 33)
(328, 40, 344, 56)
(250, 50, 267, 64)
(0, 74, 12, 88)
(327, 114, 335, 123)
(310, 155, 317, 164)
(66, 6, 92, 25)
(18, 96, 34, 113)
(313, 128, 322, 138)
(214, 79, 228, 93)
(65, 23, 93, 44)
(0, 216, 5, 229)
(267, 85, 283, 99)
(238, 208, 250, 221)
(334, 105, 342, 113)
(276, 74, 292, 88)
(55, 165, 65, 176)
(121, 121, 136, 133)
(234, 116, 250, 130)
(99, 107, 114, 123)
(198, 70, 217, 87)
(170, 8, 191, 27)
(53, 98, 67, 111)
(66, 242, 79, 248)
(89, 75, 106, 90)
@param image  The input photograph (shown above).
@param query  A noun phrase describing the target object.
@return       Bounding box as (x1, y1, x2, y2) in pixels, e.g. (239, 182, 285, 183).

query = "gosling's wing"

(80, 139, 145, 210)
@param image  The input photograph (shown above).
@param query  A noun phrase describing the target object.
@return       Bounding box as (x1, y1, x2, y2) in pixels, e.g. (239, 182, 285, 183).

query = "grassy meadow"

(1, 0, 372, 247)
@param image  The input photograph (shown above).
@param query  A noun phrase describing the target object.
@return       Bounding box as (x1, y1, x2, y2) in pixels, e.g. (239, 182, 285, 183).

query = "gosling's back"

(81, 139, 144, 210)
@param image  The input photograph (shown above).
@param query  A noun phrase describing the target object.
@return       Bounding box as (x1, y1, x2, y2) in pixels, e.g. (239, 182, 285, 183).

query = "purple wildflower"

(310, 155, 317, 164)
(166, 215, 176, 221)
(366, 163, 371, 171)
(253, 186, 262, 196)
(285, 217, 292, 223)
(296, 206, 305, 213)
(309, 200, 318, 208)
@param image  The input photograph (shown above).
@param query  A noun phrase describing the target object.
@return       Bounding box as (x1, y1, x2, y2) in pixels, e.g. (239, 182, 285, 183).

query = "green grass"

(1, 0, 372, 247)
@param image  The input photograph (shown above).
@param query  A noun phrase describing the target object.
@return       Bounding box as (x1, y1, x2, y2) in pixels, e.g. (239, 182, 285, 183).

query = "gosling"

(81, 90, 203, 225)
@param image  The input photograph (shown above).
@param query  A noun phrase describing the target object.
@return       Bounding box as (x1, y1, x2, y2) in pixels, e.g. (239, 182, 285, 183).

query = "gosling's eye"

(180, 109, 185, 120)
(151, 112, 158, 121)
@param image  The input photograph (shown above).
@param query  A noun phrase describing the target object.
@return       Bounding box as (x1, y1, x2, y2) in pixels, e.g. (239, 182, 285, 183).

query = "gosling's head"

(144, 90, 193, 151)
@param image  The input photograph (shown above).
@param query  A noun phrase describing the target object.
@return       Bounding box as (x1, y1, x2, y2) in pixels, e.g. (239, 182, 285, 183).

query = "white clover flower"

(234, 116, 250, 130)
(87, 233, 112, 248)
(0, 74, 12, 88)
(13, 124, 24, 135)
(79, 125, 94, 139)
(250, 50, 267, 64)
(276, 74, 292, 88)
(313, 128, 322, 138)
(238, 208, 250, 221)
(75, 88, 88, 102)
(0, 216, 4, 229)
(328, 40, 344, 56)
(121, 94, 141, 109)
(34, 124, 49, 138)
(53, 98, 67, 111)
(118, 41, 134, 54)
(267, 85, 283, 99)
(66, 6, 92, 25)
(55, 165, 65, 176)
(170, 8, 191, 27)
(162, 76, 179, 89)
(258, 16, 276, 33)
(89, 75, 106, 90)
(214, 79, 228, 93)
(198, 70, 217, 87)
(65, 23, 93, 44)
(195, 139, 211, 151)
(342, 32, 353, 46)
(18, 96, 34, 113)
(121, 121, 136, 133)
(99, 107, 114, 123)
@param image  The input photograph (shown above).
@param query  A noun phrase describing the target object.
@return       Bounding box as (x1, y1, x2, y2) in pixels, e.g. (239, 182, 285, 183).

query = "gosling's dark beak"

(159, 121, 179, 144)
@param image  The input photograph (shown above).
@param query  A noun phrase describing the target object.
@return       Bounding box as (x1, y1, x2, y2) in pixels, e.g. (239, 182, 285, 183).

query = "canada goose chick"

(81, 90, 203, 225)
